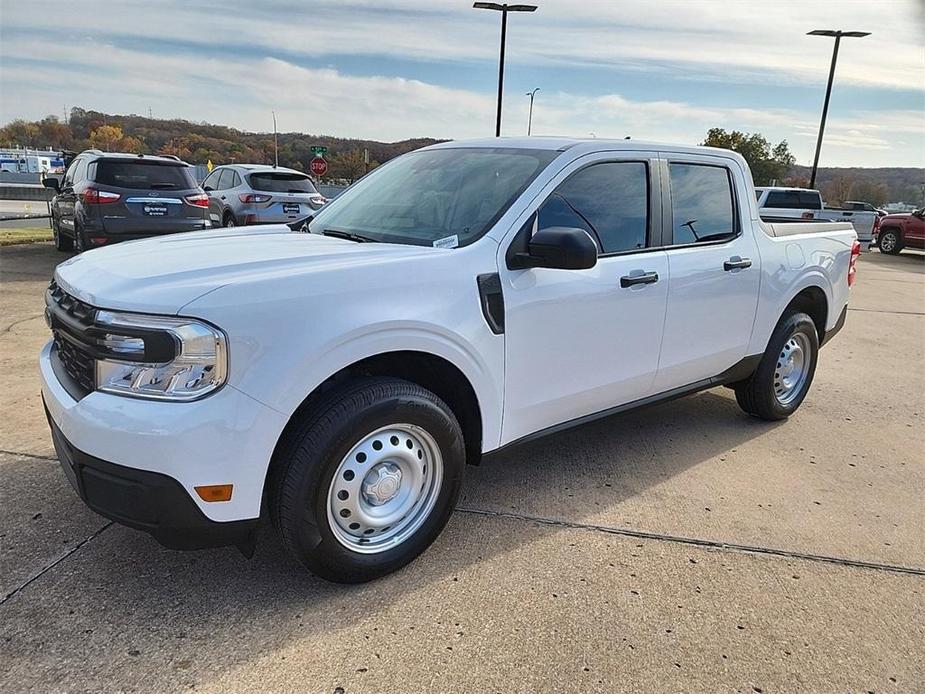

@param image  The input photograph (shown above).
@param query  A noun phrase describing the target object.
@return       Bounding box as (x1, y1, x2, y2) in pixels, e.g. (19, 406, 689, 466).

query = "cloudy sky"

(1, 0, 923, 167)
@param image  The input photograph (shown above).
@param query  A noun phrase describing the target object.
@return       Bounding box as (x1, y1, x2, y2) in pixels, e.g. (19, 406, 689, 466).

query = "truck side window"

(668, 163, 736, 245)
(537, 162, 648, 254)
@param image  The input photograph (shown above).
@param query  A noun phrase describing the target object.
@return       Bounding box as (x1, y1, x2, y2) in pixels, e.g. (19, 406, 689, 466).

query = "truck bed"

(760, 220, 856, 238)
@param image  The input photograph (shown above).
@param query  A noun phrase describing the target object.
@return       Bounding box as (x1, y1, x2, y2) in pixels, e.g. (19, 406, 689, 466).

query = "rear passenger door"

(500, 153, 669, 444)
(651, 156, 760, 393)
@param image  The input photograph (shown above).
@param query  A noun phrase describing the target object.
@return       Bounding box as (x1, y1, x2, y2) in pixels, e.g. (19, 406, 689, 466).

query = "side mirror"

(509, 226, 598, 270)
(42, 178, 60, 192)
(203, 185, 214, 192)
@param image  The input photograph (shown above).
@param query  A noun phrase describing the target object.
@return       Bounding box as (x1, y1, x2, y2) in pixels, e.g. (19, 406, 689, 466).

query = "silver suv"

(201, 164, 327, 227)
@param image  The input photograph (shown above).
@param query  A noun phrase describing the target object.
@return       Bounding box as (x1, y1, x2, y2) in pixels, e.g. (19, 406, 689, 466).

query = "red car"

(873, 208, 925, 255)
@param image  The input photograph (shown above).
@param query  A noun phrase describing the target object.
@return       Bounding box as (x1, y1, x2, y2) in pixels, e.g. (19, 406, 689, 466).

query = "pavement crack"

(0, 522, 114, 606)
(456, 506, 925, 577)
(848, 307, 924, 316)
(0, 313, 43, 335)
(0, 448, 58, 462)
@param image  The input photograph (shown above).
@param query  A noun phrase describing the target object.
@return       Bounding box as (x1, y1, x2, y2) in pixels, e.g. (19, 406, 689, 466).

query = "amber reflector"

(195, 484, 233, 502)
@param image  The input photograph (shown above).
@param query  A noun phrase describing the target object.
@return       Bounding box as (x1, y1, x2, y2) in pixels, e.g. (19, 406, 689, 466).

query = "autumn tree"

(87, 124, 144, 153)
(702, 128, 795, 186)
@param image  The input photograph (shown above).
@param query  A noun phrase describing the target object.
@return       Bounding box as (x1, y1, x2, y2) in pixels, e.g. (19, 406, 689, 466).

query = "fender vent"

(477, 273, 505, 335)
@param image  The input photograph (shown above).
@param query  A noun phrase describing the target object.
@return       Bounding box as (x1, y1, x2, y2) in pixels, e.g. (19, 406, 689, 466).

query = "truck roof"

(427, 137, 749, 163)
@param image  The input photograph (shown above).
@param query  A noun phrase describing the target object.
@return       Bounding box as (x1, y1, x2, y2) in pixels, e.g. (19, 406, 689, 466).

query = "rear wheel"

(271, 377, 465, 583)
(223, 213, 236, 228)
(878, 229, 902, 255)
(734, 311, 818, 421)
(52, 216, 73, 252)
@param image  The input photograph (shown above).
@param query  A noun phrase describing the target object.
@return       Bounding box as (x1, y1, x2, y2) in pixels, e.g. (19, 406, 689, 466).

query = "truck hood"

(54, 225, 441, 314)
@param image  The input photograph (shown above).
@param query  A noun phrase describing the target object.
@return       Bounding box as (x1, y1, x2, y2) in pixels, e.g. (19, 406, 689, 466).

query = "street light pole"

(807, 29, 870, 189)
(526, 87, 539, 135)
(272, 110, 279, 168)
(473, 3, 538, 137)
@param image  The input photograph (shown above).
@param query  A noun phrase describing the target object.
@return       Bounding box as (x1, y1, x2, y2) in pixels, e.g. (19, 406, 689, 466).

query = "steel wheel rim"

(880, 233, 895, 252)
(774, 332, 811, 405)
(327, 423, 443, 554)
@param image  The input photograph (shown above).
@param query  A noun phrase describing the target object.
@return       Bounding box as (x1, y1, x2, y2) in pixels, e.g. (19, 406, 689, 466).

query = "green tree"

(701, 128, 795, 186)
(327, 148, 368, 182)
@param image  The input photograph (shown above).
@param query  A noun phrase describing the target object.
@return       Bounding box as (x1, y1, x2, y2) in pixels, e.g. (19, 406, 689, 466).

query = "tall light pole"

(272, 110, 279, 168)
(526, 87, 539, 135)
(807, 29, 870, 189)
(473, 3, 538, 137)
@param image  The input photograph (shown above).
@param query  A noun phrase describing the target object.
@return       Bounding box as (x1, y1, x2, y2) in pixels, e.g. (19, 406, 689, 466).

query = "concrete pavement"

(0, 243, 922, 693)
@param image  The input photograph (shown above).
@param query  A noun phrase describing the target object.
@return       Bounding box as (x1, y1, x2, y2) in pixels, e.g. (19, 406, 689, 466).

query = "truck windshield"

(308, 147, 558, 247)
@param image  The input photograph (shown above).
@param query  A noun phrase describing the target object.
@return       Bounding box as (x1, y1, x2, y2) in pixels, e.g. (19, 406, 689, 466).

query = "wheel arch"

(268, 349, 486, 483)
(783, 285, 828, 343)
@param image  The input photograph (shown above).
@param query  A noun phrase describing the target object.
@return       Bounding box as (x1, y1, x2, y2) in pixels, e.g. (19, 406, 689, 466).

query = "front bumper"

(46, 405, 257, 550)
(40, 340, 288, 546)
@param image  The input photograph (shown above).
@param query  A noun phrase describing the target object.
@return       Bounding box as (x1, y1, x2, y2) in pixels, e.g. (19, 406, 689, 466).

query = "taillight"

(239, 193, 271, 203)
(848, 240, 861, 287)
(81, 188, 121, 204)
(184, 193, 210, 207)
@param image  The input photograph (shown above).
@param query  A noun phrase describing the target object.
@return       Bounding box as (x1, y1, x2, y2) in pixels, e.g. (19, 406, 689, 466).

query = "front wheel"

(734, 311, 819, 421)
(52, 216, 73, 252)
(271, 377, 465, 583)
(878, 229, 902, 255)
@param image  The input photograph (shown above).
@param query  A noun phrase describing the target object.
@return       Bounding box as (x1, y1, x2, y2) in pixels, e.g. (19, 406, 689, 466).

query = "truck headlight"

(94, 311, 227, 401)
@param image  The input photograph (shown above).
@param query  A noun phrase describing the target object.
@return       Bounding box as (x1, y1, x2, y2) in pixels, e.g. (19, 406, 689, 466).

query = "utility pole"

(526, 87, 539, 135)
(807, 29, 870, 189)
(473, 3, 538, 137)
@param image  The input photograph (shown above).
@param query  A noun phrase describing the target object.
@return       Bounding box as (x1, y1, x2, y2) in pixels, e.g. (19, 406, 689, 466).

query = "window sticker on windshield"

(432, 235, 459, 249)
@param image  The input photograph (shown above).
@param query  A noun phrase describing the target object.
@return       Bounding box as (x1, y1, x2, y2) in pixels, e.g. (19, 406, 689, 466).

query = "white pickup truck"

(41, 139, 860, 582)
(755, 186, 878, 243)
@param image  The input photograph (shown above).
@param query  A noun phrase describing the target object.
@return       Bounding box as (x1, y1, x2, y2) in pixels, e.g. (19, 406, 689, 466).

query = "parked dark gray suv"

(44, 150, 211, 253)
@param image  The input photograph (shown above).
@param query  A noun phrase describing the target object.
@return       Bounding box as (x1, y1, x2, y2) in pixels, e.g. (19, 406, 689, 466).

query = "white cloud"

(0, 0, 922, 166)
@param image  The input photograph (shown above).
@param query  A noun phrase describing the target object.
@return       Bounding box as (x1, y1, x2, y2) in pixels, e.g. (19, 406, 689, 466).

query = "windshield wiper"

(321, 228, 378, 243)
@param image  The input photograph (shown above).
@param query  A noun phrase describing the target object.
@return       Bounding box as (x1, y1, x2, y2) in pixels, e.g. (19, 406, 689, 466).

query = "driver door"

(498, 152, 669, 445)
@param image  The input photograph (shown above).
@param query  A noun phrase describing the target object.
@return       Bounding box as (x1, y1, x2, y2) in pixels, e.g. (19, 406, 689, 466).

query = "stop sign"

(309, 157, 327, 177)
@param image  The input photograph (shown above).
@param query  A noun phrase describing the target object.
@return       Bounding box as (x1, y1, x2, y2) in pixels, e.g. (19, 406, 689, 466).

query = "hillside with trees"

(0, 108, 441, 182)
(1, 111, 921, 202)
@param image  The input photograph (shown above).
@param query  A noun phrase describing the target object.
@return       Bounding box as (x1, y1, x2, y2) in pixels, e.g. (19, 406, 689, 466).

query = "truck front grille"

(47, 279, 98, 400)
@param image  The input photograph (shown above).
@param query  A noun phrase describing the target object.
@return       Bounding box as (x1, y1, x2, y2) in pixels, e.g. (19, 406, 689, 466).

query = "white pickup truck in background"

(41, 138, 860, 583)
(756, 186, 879, 243)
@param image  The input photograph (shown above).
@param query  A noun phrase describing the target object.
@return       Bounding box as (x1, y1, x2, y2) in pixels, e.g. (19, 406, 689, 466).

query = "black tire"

(734, 311, 819, 421)
(271, 377, 465, 583)
(223, 212, 236, 227)
(878, 229, 902, 255)
(52, 216, 73, 252)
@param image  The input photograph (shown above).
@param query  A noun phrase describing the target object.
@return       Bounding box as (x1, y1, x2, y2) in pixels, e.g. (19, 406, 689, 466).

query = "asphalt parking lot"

(0, 242, 922, 693)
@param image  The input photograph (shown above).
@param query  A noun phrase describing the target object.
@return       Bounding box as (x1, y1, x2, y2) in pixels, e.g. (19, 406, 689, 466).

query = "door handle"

(724, 257, 752, 271)
(620, 271, 659, 288)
